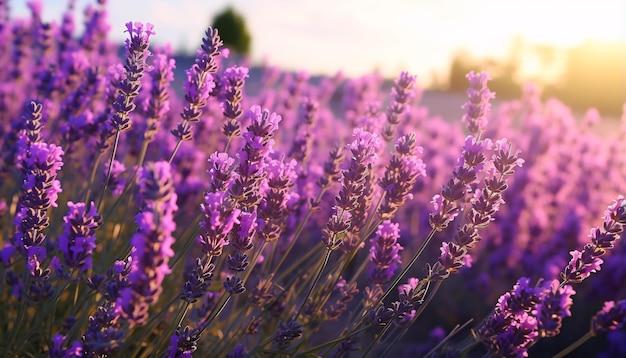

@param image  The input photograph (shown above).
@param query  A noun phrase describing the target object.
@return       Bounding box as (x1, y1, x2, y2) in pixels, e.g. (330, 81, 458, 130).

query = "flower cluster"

(54, 201, 101, 273)
(461, 70, 495, 136)
(0, 3, 624, 357)
(322, 128, 381, 251)
(110, 21, 154, 132)
(561, 196, 626, 284)
(171, 27, 222, 144)
(118, 161, 178, 326)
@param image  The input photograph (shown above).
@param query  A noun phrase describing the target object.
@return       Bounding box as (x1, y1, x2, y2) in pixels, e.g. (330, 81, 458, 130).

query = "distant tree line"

(447, 39, 626, 116)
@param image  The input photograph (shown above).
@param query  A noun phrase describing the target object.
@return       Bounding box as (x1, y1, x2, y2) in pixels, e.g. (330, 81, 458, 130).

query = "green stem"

(295, 249, 333, 321)
(8, 273, 31, 350)
(377, 228, 436, 307)
(376, 280, 442, 357)
(272, 189, 327, 275)
(553, 331, 593, 358)
(98, 130, 121, 212)
(83, 151, 104, 203)
(296, 324, 372, 357)
(154, 302, 191, 356)
(168, 138, 184, 164)
(200, 293, 233, 334)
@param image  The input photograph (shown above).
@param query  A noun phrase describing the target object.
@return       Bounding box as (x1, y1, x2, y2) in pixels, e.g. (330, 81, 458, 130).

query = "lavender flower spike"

(368, 220, 403, 286)
(171, 27, 222, 144)
(111, 21, 154, 132)
(561, 196, 626, 284)
(461, 70, 495, 136)
(591, 300, 626, 334)
(12, 141, 64, 275)
(118, 161, 178, 326)
(57, 201, 101, 272)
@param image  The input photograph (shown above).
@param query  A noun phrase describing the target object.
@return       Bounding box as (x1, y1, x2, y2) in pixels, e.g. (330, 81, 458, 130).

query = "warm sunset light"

(13, 0, 626, 83)
(3, 1, 626, 356)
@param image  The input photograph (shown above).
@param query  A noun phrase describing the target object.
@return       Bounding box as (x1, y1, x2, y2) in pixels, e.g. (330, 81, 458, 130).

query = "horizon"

(11, 0, 626, 87)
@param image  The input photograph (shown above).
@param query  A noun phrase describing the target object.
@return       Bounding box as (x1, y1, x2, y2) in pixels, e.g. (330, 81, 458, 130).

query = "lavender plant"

(0, 1, 624, 357)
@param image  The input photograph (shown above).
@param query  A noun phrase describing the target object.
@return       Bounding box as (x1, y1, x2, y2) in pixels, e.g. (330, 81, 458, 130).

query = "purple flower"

(231, 210, 257, 252)
(201, 191, 240, 235)
(345, 127, 381, 167)
(224, 275, 245, 295)
(230, 106, 283, 209)
(171, 27, 222, 143)
(429, 136, 489, 231)
(57, 201, 101, 272)
(592, 300, 626, 334)
(561, 196, 626, 284)
(226, 344, 248, 358)
(368, 220, 403, 286)
(220, 66, 249, 138)
(143, 50, 175, 141)
(49, 334, 83, 358)
(289, 97, 318, 162)
(197, 191, 240, 256)
(207, 151, 238, 192)
(110, 21, 153, 132)
(258, 157, 298, 242)
(275, 320, 303, 350)
(378, 133, 426, 220)
(383, 71, 416, 140)
(167, 325, 201, 358)
(534, 279, 575, 337)
(461, 70, 495, 136)
(118, 161, 178, 326)
(12, 140, 64, 277)
(398, 277, 420, 299)
(480, 281, 541, 358)
(323, 279, 359, 320)
(103, 160, 126, 197)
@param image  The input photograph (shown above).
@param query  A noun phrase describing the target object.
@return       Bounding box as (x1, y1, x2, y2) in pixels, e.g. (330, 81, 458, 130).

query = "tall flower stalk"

(169, 27, 222, 162)
(117, 161, 178, 326)
(99, 21, 153, 209)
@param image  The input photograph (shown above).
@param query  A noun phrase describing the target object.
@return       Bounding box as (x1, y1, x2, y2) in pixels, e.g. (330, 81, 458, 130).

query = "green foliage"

(211, 7, 251, 56)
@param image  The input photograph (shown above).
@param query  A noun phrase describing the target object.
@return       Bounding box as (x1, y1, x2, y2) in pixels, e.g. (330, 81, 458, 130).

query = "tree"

(211, 7, 251, 56)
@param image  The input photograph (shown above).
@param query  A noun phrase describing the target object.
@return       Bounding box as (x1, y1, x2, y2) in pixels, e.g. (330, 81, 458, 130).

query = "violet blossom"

(56, 201, 101, 272)
(118, 161, 178, 326)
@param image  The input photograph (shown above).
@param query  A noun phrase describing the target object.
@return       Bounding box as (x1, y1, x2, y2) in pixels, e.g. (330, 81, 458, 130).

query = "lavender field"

(1, 1, 625, 357)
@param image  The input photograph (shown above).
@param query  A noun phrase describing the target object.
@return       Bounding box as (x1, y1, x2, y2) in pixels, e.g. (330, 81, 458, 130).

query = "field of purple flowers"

(1, 1, 626, 357)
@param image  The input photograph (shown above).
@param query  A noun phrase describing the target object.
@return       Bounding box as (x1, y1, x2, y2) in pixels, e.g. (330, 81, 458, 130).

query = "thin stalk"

(168, 137, 184, 164)
(200, 293, 233, 333)
(294, 249, 332, 320)
(361, 191, 386, 238)
(126, 297, 183, 357)
(83, 151, 105, 203)
(240, 241, 268, 285)
(170, 220, 202, 269)
(296, 324, 372, 357)
(272, 188, 327, 275)
(98, 129, 121, 212)
(424, 319, 475, 358)
(275, 242, 325, 284)
(377, 228, 436, 306)
(224, 136, 233, 153)
(377, 280, 442, 357)
(553, 331, 593, 358)
(244, 334, 277, 357)
(153, 302, 191, 356)
(362, 317, 397, 358)
(8, 273, 31, 350)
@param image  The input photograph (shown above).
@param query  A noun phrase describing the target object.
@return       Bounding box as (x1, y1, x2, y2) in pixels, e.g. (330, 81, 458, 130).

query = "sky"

(11, 0, 626, 86)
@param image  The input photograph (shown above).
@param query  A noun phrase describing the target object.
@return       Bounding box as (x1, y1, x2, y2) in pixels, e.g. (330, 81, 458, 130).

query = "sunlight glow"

(10, 0, 626, 84)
